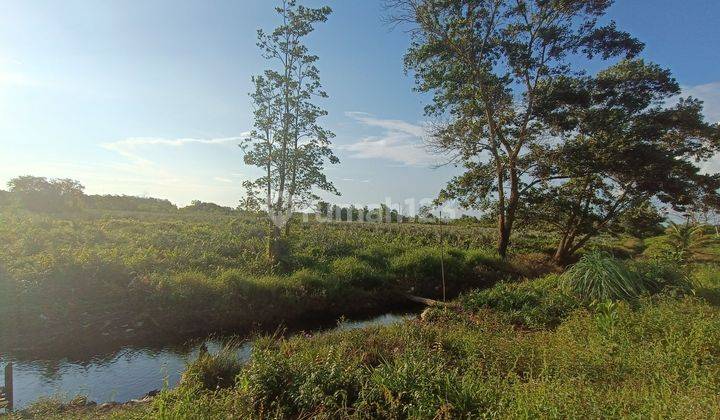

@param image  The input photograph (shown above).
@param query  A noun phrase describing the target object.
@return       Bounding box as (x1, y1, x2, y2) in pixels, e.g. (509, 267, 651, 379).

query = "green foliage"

(395, 0, 643, 257)
(390, 246, 465, 283)
(612, 200, 666, 238)
(182, 347, 244, 391)
(137, 270, 720, 419)
(562, 252, 647, 302)
(181, 200, 234, 214)
(664, 221, 719, 265)
(629, 258, 693, 296)
(242, 0, 338, 264)
(522, 57, 720, 264)
(461, 276, 581, 329)
(330, 256, 383, 289)
(1, 208, 545, 347)
(6, 175, 85, 212)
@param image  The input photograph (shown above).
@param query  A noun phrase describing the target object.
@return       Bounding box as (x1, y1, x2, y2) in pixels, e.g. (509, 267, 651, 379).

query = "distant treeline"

(0, 175, 234, 214)
(0, 176, 483, 223)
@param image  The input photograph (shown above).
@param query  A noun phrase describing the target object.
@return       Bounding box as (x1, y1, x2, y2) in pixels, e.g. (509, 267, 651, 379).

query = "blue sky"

(0, 0, 718, 209)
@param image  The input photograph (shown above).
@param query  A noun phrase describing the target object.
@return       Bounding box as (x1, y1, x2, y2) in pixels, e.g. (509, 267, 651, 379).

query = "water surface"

(0, 313, 412, 409)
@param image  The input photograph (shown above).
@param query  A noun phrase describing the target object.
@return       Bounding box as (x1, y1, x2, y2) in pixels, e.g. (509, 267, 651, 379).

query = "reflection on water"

(0, 313, 412, 410)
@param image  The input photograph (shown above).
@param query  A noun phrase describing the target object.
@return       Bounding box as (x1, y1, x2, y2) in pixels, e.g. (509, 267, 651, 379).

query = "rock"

(143, 389, 160, 398)
(98, 402, 119, 410)
(125, 328, 134, 333)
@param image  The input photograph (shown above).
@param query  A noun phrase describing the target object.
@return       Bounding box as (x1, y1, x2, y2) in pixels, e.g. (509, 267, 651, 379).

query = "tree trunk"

(498, 225, 510, 259)
(284, 218, 291, 236)
(267, 224, 282, 264)
(552, 241, 571, 266)
(497, 163, 519, 260)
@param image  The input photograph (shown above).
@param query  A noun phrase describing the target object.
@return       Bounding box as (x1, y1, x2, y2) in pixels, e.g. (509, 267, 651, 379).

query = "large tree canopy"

(389, 0, 643, 258)
(528, 59, 720, 263)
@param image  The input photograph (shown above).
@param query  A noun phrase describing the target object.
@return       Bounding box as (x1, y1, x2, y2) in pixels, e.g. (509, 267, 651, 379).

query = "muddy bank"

(1, 291, 422, 361)
(1, 312, 415, 411)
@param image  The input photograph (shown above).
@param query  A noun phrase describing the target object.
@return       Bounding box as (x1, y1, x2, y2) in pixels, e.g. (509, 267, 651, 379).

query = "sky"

(0, 0, 719, 210)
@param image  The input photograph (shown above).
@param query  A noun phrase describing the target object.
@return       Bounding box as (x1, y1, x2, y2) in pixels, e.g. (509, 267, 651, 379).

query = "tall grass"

(561, 251, 646, 302)
(134, 272, 720, 419)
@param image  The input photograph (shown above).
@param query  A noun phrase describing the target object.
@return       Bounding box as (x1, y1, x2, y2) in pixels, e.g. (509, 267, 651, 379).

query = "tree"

(238, 181, 262, 213)
(611, 200, 665, 239)
(388, 0, 642, 258)
(528, 59, 720, 263)
(7, 175, 85, 212)
(183, 200, 234, 214)
(241, 0, 339, 264)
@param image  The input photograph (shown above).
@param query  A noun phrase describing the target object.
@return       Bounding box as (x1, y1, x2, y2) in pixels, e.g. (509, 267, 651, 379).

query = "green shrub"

(239, 345, 365, 417)
(216, 268, 265, 298)
(162, 271, 219, 307)
(562, 252, 646, 302)
(355, 243, 403, 269)
(147, 281, 720, 418)
(390, 246, 465, 283)
(330, 256, 383, 289)
(691, 264, 720, 305)
(629, 258, 692, 296)
(291, 268, 331, 293)
(461, 275, 581, 328)
(182, 347, 244, 390)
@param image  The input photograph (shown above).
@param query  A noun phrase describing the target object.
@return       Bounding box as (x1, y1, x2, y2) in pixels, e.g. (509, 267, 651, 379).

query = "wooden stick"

(405, 294, 453, 307)
(3, 363, 12, 412)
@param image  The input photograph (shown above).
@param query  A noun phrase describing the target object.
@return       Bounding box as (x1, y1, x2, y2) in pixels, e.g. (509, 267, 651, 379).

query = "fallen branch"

(405, 294, 454, 307)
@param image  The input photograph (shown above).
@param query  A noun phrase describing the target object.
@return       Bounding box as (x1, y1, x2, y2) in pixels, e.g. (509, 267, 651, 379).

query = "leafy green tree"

(611, 200, 665, 239)
(238, 181, 262, 213)
(84, 195, 176, 212)
(389, 0, 642, 258)
(315, 201, 330, 217)
(241, 0, 339, 263)
(527, 59, 720, 263)
(183, 200, 234, 214)
(7, 175, 85, 212)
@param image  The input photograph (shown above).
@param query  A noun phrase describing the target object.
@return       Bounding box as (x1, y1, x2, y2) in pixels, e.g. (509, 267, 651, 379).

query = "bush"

(460, 275, 581, 328)
(291, 268, 333, 294)
(330, 256, 383, 289)
(216, 269, 265, 299)
(390, 247, 465, 283)
(355, 243, 403, 269)
(629, 258, 692, 296)
(162, 271, 219, 308)
(561, 252, 647, 302)
(182, 347, 244, 390)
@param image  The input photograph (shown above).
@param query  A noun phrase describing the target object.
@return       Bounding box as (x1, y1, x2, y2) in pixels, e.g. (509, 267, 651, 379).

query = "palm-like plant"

(665, 221, 718, 265)
(562, 252, 646, 302)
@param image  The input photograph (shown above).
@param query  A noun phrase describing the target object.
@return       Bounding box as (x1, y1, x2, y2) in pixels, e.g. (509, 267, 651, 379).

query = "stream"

(0, 313, 413, 410)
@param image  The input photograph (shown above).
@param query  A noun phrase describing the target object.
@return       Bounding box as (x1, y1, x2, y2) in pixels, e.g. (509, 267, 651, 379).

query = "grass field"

(14, 262, 720, 419)
(1, 207, 573, 354)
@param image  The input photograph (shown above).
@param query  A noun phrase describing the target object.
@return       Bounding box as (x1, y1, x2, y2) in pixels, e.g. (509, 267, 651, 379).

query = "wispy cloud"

(101, 135, 246, 172)
(0, 70, 45, 89)
(338, 112, 438, 166)
(103, 136, 244, 150)
(682, 81, 720, 124)
(341, 177, 371, 183)
(680, 81, 720, 174)
(93, 135, 250, 204)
